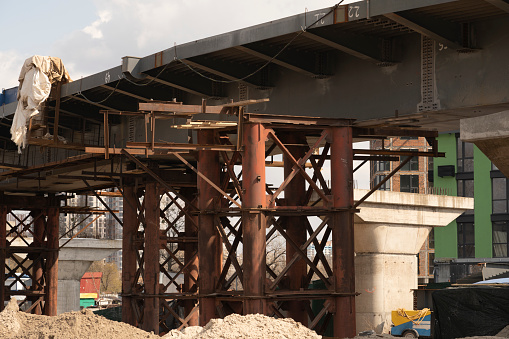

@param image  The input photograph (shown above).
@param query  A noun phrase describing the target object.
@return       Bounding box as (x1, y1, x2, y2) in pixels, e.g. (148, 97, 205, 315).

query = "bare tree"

(87, 261, 122, 293)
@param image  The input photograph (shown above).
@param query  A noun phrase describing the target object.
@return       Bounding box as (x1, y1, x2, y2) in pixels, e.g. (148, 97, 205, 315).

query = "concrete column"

(0, 205, 6, 311)
(330, 126, 356, 338)
(198, 130, 222, 325)
(282, 133, 307, 325)
(56, 239, 122, 314)
(122, 185, 138, 325)
(242, 123, 267, 315)
(182, 187, 199, 326)
(45, 207, 59, 316)
(351, 190, 473, 333)
(143, 182, 160, 334)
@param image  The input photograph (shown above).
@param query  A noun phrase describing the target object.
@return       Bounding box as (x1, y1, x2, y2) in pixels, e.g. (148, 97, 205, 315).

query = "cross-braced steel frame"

(116, 114, 354, 337)
(113, 106, 443, 337)
(0, 195, 60, 315)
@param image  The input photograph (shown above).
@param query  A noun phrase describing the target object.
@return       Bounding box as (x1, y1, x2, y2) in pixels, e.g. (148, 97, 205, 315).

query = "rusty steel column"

(45, 207, 59, 316)
(242, 123, 267, 315)
(281, 133, 308, 325)
(32, 210, 45, 315)
(198, 130, 222, 325)
(182, 187, 199, 326)
(122, 185, 138, 326)
(143, 181, 160, 334)
(0, 205, 6, 311)
(329, 126, 356, 338)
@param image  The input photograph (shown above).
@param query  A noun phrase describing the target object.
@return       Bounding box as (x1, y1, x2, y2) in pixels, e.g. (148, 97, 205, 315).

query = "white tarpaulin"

(10, 55, 71, 153)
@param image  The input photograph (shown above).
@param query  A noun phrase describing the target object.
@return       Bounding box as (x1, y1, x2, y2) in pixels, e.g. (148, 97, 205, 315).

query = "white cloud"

(2, 0, 357, 88)
(82, 10, 112, 39)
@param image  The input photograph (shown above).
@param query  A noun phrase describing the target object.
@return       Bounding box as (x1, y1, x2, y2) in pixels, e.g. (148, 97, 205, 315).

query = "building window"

(457, 222, 475, 258)
(492, 177, 508, 214)
(400, 149, 419, 171)
(373, 175, 390, 191)
(373, 160, 390, 173)
(458, 178, 474, 215)
(428, 252, 435, 275)
(400, 175, 419, 193)
(428, 229, 435, 249)
(457, 179, 474, 198)
(493, 221, 508, 257)
(457, 139, 474, 173)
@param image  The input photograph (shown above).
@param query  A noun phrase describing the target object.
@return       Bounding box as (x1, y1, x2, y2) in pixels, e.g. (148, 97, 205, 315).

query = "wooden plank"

(139, 99, 268, 114)
(86, 147, 155, 155)
(139, 102, 223, 114)
(222, 98, 269, 107)
(126, 142, 236, 151)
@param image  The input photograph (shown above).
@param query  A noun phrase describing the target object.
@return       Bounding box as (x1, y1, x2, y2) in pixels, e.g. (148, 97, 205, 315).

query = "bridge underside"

(0, 0, 508, 336)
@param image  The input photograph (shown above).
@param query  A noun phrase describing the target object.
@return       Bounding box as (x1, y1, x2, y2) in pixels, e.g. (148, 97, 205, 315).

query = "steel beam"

(70, 95, 117, 111)
(329, 126, 355, 338)
(484, 0, 509, 12)
(32, 211, 44, 315)
(242, 123, 267, 315)
(281, 133, 308, 326)
(143, 181, 160, 334)
(197, 130, 222, 325)
(182, 187, 199, 326)
(0, 205, 6, 311)
(122, 185, 138, 326)
(100, 85, 150, 102)
(302, 32, 387, 64)
(181, 59, 261, 88)
(233, 46, 317, 78)
(45, 207, 59, 316)
(384, 12, 466, 50)
(142, 75, 209, 98)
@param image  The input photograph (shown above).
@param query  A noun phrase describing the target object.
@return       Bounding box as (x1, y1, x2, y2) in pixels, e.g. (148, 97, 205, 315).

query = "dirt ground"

(1, 298, 508, 338)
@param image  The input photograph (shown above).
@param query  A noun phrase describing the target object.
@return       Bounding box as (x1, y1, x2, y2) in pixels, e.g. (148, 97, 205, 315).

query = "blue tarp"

(474, 277, 509, 284)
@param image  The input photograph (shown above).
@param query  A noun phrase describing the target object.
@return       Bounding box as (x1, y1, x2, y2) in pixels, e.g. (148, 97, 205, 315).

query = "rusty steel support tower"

(0, 196, 60, 316)
(110, 100, 442, 337)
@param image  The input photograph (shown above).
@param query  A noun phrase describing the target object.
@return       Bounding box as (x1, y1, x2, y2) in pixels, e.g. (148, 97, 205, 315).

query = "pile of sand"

(0, 298, 158, 339)
(164, 313, 321, 339)
(0, 299, 321, 339)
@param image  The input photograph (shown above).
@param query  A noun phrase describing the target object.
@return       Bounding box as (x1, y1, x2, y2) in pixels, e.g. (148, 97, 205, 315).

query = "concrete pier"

(461, 110, 509, 178)
(58, 238, 122, 314)
(353, 190, 473, 333)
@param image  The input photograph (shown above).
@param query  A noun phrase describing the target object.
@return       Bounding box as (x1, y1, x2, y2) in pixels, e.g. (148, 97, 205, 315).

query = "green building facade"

(434, 133, 507, 266)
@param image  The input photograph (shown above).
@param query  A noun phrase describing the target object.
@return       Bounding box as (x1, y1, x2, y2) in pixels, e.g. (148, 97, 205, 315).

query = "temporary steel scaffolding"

(0, 195, 60, 315)
(75, 100, 441, 337)
(4, 0, 503, 335)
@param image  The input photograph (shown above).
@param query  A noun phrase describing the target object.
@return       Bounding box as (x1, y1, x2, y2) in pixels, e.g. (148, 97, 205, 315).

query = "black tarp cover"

(432, 286, 509, 339)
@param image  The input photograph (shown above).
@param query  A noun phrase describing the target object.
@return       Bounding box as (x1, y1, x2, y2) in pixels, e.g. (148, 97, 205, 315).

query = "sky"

(0, 0, 357, 89)
(0, 0, 368, 187)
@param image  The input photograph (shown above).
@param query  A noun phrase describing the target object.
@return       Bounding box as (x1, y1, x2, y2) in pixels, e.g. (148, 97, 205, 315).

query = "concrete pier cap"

(58, 238, 122, 314)
(8, 237, 122, 314)
(460, 110, 509, 178)
(353, 189, 473, 334)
